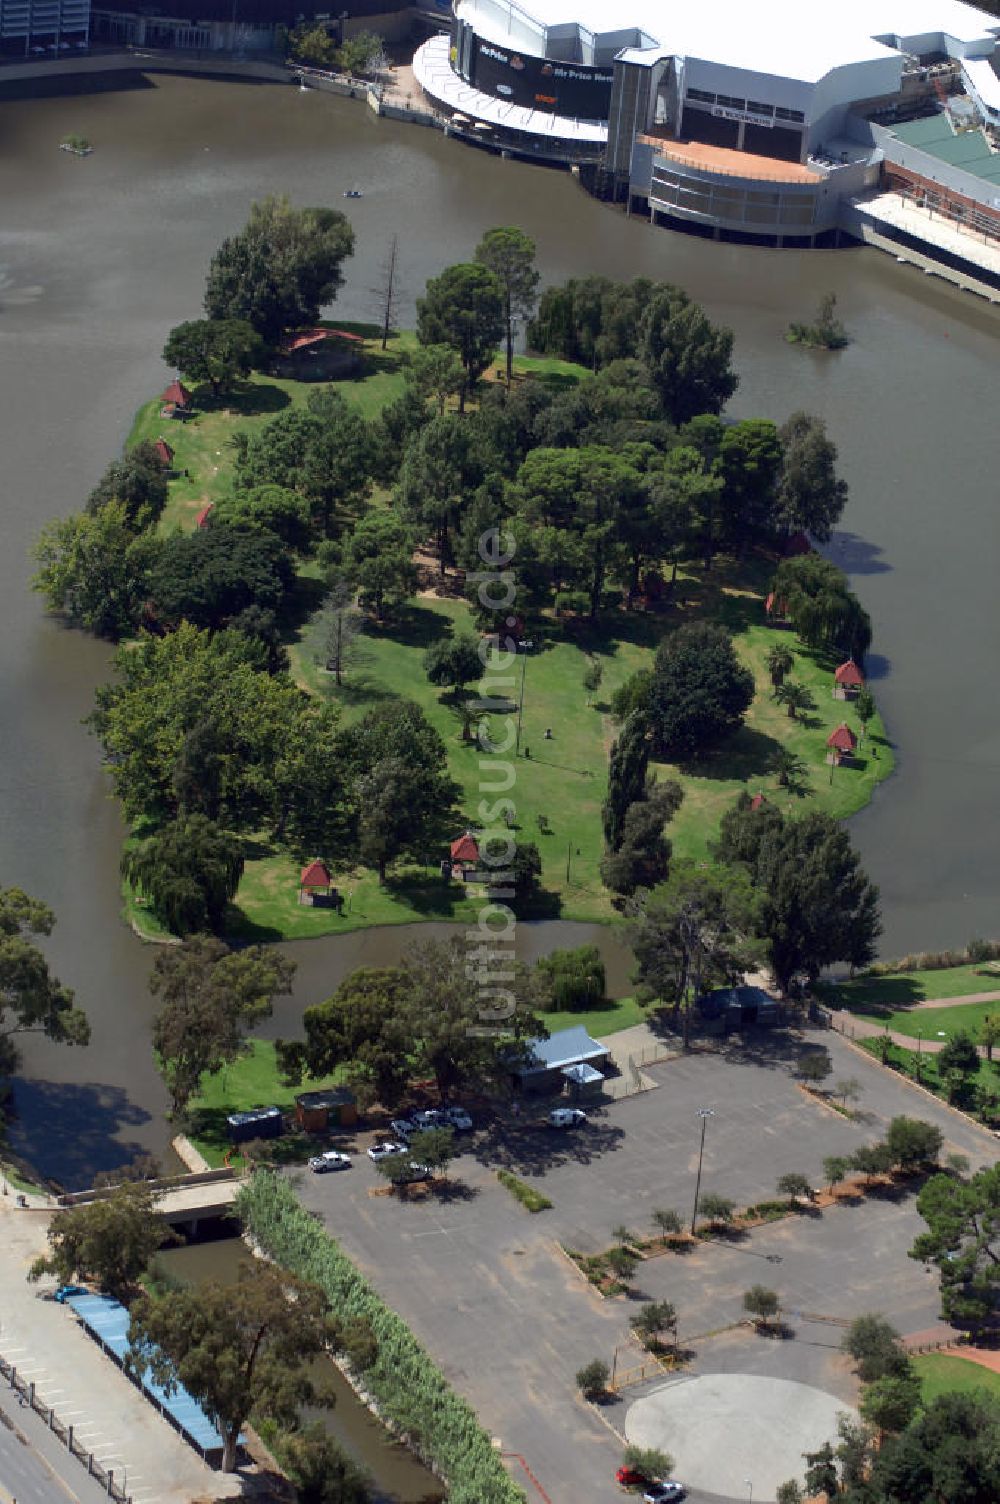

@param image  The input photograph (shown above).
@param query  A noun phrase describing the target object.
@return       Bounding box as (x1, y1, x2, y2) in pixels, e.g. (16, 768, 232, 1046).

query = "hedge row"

(236, 1172, 526, 1504)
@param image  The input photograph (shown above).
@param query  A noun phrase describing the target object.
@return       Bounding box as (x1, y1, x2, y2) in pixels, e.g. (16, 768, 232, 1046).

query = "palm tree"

(771, 747, 807, 790)
(767, 644, 794, 690)
(450, 700, 477, 743)
(775, 680, 815, 720)
(979, 1014, 1000, 1063)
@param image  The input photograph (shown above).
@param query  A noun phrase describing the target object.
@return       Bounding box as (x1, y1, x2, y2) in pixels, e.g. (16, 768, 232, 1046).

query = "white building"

(414, 0, 1000, 250)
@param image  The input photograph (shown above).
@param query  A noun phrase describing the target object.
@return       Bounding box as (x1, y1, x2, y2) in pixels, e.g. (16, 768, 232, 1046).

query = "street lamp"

(514, 638, 534, 756)
(745, 1477, 753, 1504)
(690, 1107, 715, 1235)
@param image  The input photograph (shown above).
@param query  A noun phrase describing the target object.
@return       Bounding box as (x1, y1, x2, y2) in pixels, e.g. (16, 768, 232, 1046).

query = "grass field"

(820, 962, 1000, 1017)
(123, 328, 893, 942)
(913, 1353, 1000, 1404)
(186, 1039, 344, 1166)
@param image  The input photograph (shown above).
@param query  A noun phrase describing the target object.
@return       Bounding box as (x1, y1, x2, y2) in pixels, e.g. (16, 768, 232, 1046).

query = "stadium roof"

(464, 0, 1000, 84)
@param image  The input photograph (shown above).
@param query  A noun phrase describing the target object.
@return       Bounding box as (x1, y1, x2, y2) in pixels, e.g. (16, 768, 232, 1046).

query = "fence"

(0, 1350, 131, 1502)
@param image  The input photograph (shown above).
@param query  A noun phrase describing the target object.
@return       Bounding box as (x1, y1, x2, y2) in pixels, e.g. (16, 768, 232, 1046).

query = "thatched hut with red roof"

(299, 858, 333, 906)
(833, 659, 864, 700)
(764, 592, 791, 627)
(153, 437, 175, 470)
(160, 379, 192, 418)
(826, 722, 858, 766)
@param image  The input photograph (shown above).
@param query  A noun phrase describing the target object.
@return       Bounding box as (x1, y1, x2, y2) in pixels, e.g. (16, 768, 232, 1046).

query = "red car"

(616, 1467, 651, 1489)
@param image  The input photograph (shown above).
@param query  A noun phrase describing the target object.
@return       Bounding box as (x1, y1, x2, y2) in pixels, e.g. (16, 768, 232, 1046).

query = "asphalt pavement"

(0, 1396, 109, 1504)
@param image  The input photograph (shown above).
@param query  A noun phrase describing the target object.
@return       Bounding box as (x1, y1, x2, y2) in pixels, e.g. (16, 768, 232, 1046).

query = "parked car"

(390, 1117, 416, 1141)
(616, 1466, 648, 1488)
(644, 1484, 686, 1503)
(396, 1161, 432, 1184)
(307, 1151, 351, 1174)
(367, 1140, 407, 1162)
(548, 1107, 587, 1128)
(442, 1106, 473, 1131)
(411, 1108, 445, 1129)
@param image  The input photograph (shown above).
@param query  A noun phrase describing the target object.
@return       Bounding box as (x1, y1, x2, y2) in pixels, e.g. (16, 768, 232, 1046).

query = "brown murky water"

(1, 72, 998, 1180)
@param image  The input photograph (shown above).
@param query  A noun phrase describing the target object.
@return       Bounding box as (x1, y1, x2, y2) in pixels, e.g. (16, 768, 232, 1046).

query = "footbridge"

(58, 1168, 242, 1230)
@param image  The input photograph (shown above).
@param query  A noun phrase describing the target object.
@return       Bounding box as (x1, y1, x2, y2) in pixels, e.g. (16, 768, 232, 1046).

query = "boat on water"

(343, 188, 363, 198)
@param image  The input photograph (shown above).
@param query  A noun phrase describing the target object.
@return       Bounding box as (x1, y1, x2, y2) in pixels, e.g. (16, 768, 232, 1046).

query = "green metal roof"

(892, 115, 1000, 184)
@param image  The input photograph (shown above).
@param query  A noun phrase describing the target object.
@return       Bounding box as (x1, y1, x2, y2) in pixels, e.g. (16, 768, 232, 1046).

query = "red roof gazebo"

(765, 592, 790, 622)
(450, 831, 480, 866)
(833, 659, 864, 699)
(299, 859, 332, 906)
(749, 793, 768, 811)
(161, 379, 192, 410)
(826, 723, 857, 765)
(153, 437, 175, 468)
(784, 530, 812, 557)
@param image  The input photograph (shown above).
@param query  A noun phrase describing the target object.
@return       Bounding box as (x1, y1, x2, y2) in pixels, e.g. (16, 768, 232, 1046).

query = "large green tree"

(121, 814, 244, 937)
(86, 441, 169, 529)
(205, 196, 355, 343)
(424, 633, 483, 695)
(770, 553, 872, 662)
(775, 411, 848, 542)
(277, 967, 413, 1109)
(602, 711, 652, 850)
(0, 886, 89, 1076)
(342, 509, 417, 621)
(32, 502, 161, 640)
(416, 263, 504, 409)
(128, 1265, 361, 1472)
(646, 621, 756, 762)
(600, 783, 683, 897)
(911, 1163, 1000, 1331)
(474, 226, 540, 384)
(150, 936, 296, 1119)
(148, 520, 294, 631)
(162, 318, 261, 397)
(637, 285, 738, 423)
(868, 1390, 1000, 1503)
(29, 1181, 166, 1300)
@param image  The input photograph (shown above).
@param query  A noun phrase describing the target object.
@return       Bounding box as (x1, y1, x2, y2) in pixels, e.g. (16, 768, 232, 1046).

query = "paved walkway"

(0, 1198, 242, 1504)
(835, 995, 1000, 1057)
(935, 1345, 1000, 1375)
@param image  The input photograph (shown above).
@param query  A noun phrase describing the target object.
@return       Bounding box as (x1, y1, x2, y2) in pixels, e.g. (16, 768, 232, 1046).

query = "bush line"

(496, 1170, 553, 1213)
(236, 1171, 526, 1504)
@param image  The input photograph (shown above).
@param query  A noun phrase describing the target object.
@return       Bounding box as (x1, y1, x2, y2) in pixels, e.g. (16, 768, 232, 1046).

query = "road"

(0, 1396, 108, 1504)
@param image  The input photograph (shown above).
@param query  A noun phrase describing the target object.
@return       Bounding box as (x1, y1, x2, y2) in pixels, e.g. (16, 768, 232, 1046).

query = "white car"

(367, 1140, 407, 1162)
(308, 1150, 351, 1174)
(442, 1106, 473, 1132)
(548, 1107, 587, 1128)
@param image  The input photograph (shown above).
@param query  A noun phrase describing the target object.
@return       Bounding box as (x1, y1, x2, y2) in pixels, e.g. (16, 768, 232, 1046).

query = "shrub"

(576, 1359, 609, 1400)
(237, 1173, 526, 1503)
(622, 1443, 675, 1479)
(496, 1170, 552, 1213)
(535, 944, 606, 1011)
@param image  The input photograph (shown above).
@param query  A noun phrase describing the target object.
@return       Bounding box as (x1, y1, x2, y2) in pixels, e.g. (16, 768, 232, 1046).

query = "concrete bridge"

(58, 1168, 242, 1232)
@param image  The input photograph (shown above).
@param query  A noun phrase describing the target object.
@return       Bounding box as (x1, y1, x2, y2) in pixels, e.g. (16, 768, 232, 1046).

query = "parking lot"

(294, 1029, 997, 1504)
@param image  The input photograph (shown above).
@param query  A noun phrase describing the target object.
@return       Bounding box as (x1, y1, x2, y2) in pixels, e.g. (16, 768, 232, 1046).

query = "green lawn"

(819, 963, 1000, 1019)
(913, 1353, 1000, 1405)
(857, 1036, 997, 1114)
(186, 1039, 345, 1167)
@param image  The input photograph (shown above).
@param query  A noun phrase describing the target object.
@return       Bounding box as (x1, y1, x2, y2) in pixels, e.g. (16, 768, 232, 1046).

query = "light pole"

(514, 639, 534, 756)
(745, 1477, 753, 1504)
(690, 1107, 714, 1235)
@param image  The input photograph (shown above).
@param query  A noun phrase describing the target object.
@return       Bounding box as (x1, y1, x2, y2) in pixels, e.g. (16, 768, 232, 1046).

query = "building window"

(686, 88, 714, 103)
(747, 100, 773, 115)
(775, 107, 805, 123)
(716, 94, 746, 109)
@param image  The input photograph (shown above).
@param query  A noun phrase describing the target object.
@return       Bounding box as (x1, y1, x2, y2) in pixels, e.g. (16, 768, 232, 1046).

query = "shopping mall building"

(414, 0, 1000, 269)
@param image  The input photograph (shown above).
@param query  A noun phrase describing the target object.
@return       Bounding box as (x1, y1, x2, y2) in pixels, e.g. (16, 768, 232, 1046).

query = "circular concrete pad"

(626, 1373, 855, 1502)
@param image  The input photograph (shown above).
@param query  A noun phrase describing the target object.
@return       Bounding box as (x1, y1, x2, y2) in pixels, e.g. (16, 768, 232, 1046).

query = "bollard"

(29, 1382, 35, 1408)
(89, 1453, 96, 1476)
(107, 1468, 115, 1496)
(68, 1425, 73, 1450)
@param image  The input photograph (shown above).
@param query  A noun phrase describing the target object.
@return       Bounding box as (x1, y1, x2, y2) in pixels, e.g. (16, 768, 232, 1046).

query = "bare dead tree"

(371, 234, 401, 351)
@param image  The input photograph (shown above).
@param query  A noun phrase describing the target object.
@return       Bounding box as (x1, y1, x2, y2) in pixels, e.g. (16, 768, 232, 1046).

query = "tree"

(280, 1424, 371, 1504)
(802, 1441, 838, 1499)
(474, 227, 540, 384)
(776, 1172, 812, 1205)
(631, 860, 760, 1047)
(600, 783, 682, 897)
(405, 343, 465, 415)
(652, 1207, 683, 1239)
(911, 1164, 1000, 1332)
(637, 285, 738, 423)
(787, 291, 849, 351)
(576, 1359, 609, 1400)
(823, 1155, 851, 1192)
(416, 263, 504, 409)
(128, 1264, 360, 1472)
(743, 1285, 780, 1328)
(313, 579, 366, 688)
(634, 1300, 678, 1351)
(776, 1483, 803, 1504)
(217, 484, 313, 550)
(277, 967, 413, 1110)
(842, 1315, 912, 1384)
(337, 30, 382, 76)
(770, 553, 871, 663)
(852, 1141, 894, 1184)
(697, 1193, 735, 1227)
(775, 412, 848, 543)
(979, 1014, 1000, 1063)
(121, 815, 243, 937)
(798, 1050, 832, 1085)
(32, 503, 160, 640)
(938, 1031, 981, 1077)
(856, 685, 876, 743)
(29, 1182, 167, 1300)
(754, 810, 882, 992)
(774, 679, 815, 720)
(602, 712, 651, 851)
(647, 622, 755, 761)
(86, 441, 170, 529)
(871, 1391, 1000, 1504)
(149, 521, 294, 632)
(162, 318, 261, 397)
(885, 1115, 943, 1172)
(289, 22, 337, 65)
(486, 839, 542, 912)
(343, 510, 417, 621)
(860, 1372, 921, 1440)
(767, 643, 794, 689)
(150, 937, 295, 1119)
(772, 747, 808, 791)
(423, 634, 483, 696)
(621, 1445, 675, 1481)
(583, 660, 603, 703)
(205, 196, 355, 343)
(0, 887, 88, 1077)
(834, 1077, 862, 1109)
(407, 1126, 457, 1176)
(607, 1245, 638, 1283)
(534, 946, 606, 1012)
(373, 233, 400, 351)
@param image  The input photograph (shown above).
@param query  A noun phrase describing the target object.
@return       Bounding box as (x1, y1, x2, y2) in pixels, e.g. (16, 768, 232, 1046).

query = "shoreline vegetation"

(112, 326, 892, 947)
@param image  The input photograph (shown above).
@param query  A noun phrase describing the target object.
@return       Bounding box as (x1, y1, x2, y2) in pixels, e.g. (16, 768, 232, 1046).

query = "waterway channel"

(1, 71, 998, 1182)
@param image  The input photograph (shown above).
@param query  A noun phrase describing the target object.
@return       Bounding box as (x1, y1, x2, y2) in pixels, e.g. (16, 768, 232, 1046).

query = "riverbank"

(116, 328, 892, 944)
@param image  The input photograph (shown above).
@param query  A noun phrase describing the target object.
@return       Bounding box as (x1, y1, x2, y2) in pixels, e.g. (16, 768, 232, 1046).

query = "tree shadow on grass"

(373, 601, 454, 651)
(197, 382, 292, 417)
(383, 873, 470, 918)
(822, 976, 924, 1015)
(676, 726, 783, 783)
(224, 907, 284, 944)
(326, 672, 400, 709)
